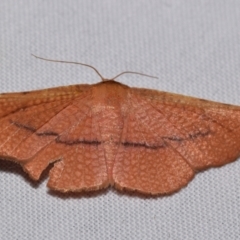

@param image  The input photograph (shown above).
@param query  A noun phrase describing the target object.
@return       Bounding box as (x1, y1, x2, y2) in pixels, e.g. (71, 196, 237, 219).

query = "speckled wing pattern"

(0, 84, 109, 191)
(113, 88, 240, 194)
(1, 81, 240, 195)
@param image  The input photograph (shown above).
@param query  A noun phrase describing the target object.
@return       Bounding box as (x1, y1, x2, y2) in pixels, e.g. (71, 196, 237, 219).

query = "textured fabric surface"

(1, 1, 240, 239)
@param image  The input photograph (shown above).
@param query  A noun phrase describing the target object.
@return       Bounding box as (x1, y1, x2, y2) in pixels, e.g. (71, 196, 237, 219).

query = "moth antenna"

(112, 71, 158, 80)
(31, 54, 158, 81)
(31, 54, 105, 81)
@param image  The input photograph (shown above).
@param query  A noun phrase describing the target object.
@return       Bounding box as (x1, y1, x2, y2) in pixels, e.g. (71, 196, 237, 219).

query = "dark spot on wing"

(199, 98, 208, 102)
(188, 130, 211, 140)
(10, 120, 36, 132)
(36, 131, 59, 136)
(21, 91, 31, 95)
(162, 136, 184, 142)
(122, 141, 165, 149)
(56, 137, 101, 146)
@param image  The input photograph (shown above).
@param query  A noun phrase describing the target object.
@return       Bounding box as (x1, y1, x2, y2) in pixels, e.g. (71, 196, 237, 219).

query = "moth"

(1, 56, 240, 195)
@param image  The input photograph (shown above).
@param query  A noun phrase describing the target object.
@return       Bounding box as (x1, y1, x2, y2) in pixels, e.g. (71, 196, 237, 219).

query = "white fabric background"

(1, 1, 240, 239)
